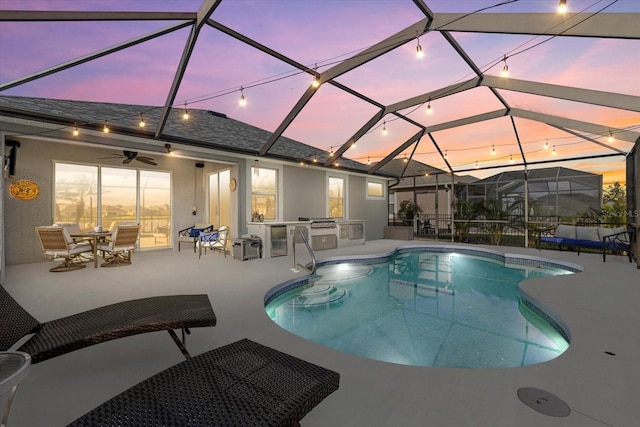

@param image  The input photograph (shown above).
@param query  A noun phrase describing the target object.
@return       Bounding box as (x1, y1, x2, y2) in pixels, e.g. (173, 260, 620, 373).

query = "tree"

(602, 182, 626, 225)
(397, 200, 423, 224)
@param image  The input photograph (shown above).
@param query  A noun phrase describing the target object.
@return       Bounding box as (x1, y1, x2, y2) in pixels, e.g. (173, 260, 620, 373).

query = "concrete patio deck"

(3, 239, 638, 426)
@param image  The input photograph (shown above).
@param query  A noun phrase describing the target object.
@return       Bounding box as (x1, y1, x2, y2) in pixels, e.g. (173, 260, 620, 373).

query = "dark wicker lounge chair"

(69, 338, 339, 427)
(0, 284, 216, 363)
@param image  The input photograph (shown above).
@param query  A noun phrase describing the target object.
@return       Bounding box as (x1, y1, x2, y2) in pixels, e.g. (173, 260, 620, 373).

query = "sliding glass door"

(209, 169, 231, 230)
(54, 162, 171, 249)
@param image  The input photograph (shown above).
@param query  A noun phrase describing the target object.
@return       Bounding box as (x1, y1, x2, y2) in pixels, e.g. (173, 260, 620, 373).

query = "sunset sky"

(1, 0, 639, 185)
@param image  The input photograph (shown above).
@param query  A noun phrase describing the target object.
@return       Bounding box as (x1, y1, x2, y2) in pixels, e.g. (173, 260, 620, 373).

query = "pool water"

(266, 250, 575, 368)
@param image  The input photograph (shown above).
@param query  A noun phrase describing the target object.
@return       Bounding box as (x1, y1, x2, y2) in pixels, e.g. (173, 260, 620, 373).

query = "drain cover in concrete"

(517, 387, 570, 417)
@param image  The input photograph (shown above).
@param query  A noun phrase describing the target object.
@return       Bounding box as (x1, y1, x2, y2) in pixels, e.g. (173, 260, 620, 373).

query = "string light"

(491, 145, 496, 155)
(552, 146, 557, 155)
(139, 113, 145, 128)
(510, 154, 514, 163)
(329, 146, 334, 156)
(183, 103, 190, 120)
(382, 121, 387, 135)
(239, 87, 247, 106)
(608, 129, 615, 143)
(72, 125, 79, 137)
(311, 64, 320, 88)
(501, 55, 509, 77)
(544, 138, 549, 149)
(444, 150, 448, 158)
(164, 143, 173, 155)
(351, 141, 356, 149)
(103, 121, 109, 133)
(558, 0, 567, 14)
(416, 36, 424, 59)
(367, 156, 371, 165)
(475, 161, 479, 168)
(426, 99, 432, 114)
(403, 153, 408, 163)
(313, 155, 318, 163)
(425, 172, 429, 177)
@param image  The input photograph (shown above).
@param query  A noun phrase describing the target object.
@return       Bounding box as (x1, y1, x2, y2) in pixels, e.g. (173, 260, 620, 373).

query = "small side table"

(0, 352, 31, 427)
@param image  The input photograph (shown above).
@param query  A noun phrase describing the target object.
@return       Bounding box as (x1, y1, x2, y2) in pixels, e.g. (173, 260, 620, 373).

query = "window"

(251, 166, 277, 220)
(54, 162, 171, 249)
(328, 176, 344, 218)
(367, 180, 385, 199)
(54, 163, 98, 228)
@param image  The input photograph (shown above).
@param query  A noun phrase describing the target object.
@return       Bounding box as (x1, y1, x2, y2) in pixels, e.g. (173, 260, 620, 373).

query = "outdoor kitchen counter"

(247, 220, 365, 258)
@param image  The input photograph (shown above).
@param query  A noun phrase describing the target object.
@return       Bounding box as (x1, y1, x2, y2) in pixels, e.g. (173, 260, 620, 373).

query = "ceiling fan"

(100, 150, 157, 166)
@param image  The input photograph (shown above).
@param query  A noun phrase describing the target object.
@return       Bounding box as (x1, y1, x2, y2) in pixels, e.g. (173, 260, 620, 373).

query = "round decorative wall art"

(9, 179, 40, 201)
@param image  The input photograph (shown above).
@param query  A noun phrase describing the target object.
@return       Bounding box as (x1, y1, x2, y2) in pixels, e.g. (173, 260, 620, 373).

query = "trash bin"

(232, 237, 262, 261)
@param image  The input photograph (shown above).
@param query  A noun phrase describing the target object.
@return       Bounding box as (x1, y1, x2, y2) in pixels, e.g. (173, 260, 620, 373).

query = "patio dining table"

(70, 230, 112, 268)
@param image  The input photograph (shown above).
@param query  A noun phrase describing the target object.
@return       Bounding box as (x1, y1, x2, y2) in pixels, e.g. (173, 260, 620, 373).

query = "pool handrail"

(292, 228, 317, 275)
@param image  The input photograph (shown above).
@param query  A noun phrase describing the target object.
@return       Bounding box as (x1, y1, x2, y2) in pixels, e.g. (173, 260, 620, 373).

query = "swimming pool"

(265, 246, 580, 369)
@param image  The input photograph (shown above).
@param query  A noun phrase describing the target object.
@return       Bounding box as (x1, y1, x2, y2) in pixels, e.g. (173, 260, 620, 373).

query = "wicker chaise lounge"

(69, 338, 340, 427)
(0, 285, 216, 363)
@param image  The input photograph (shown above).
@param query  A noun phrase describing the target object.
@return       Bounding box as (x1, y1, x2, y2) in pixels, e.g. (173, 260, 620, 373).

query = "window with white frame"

(251, 166, 277, 220)
(366, 180, 385, 199)
(328, 176, 344, 218)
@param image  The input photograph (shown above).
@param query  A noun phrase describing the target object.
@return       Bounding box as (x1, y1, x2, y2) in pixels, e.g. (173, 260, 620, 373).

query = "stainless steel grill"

(299, 217, 336, 229)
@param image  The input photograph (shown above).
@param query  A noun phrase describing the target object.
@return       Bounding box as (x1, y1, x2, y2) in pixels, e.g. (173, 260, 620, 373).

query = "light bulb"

(329, 147, 334, 157)
(311, 75, 320, 88)
(403, 154, 408, 163)
(544, 139, 549, 150)
(510, 154, 514, 164)
(103, 123, 109, 133)
(139, 117, 145, 128)
(73, 127, 79, 137)
(367, 156, 371, 165)
(475, 161, 479, 168)
(382, 121, 387, 135)
(239, 87, 247, 107)
(426, 102, 432, 114)
(416, 41, 424, 59)
(558, 0, 567, 14)
(552, 146, 557, 155)
(608, 130, 615, 143)
(491, 145, 496, 155)
(313, 156, 318, 163)
(501, 56, 509, 77)
(444, 150, 448, 158)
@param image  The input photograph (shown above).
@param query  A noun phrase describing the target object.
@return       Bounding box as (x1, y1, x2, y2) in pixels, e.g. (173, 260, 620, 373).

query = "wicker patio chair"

(177, 222, 213, 252)
(97, 223, 140, 267)
(0, 284, 216, 364)
(35, 226, 93, 272)
(68, 338, 340, 427)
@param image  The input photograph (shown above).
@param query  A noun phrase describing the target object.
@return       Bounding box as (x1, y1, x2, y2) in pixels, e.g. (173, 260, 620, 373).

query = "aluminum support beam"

(155, 0, 221, 138)
(510, 108, 640, 143)
(482, 75, 640, 113)
(432, 13, 640, 39)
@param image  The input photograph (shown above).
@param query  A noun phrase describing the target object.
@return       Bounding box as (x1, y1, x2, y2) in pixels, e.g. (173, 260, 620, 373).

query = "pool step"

(289, 284, 347, 307)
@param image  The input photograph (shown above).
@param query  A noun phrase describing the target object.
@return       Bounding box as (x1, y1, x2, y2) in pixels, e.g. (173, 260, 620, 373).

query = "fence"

(390, 214, 626, 248)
